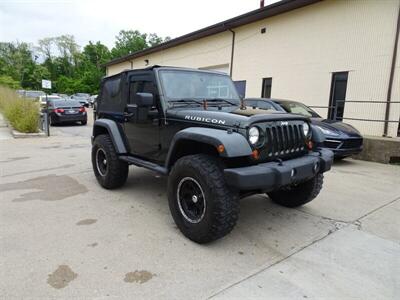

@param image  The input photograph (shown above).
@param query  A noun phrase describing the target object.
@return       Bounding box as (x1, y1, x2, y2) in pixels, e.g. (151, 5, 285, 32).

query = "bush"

(0, 85, 39, 133)
(0, 75, 21, 90)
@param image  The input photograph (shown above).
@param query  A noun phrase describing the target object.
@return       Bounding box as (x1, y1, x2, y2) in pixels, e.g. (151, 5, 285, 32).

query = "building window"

(328, 72, 348, 120)
(261, 77, 272, 98)
(233, 80, 246, 98)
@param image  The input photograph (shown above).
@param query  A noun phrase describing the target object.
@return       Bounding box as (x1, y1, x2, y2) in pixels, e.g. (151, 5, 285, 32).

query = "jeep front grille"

(264, 122, 306, 159)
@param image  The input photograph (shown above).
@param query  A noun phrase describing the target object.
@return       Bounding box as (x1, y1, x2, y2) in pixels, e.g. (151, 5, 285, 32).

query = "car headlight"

(302, 122, 310, 137)
(248, 126, 260, 145)
(315, 125, 339, 136)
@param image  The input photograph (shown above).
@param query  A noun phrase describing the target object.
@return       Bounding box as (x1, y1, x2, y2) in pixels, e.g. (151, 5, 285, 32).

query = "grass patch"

(0, 85, 40, 133)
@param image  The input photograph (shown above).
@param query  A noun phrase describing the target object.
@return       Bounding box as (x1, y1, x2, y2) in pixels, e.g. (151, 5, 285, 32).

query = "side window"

(129, 81, 156, 104)
(102, 77, 121, 107)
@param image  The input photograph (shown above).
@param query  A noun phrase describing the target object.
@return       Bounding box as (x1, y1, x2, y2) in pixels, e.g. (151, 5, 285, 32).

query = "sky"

(0, 0, 277, 50)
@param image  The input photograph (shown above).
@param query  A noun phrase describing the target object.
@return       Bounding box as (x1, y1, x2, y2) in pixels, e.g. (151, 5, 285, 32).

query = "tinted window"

(103, 78, 121, 103)
(246, 100, 277, 111)
(278, 101, 320, 118)
(129, 81, 155, 104)
(53, 100, 81, 107)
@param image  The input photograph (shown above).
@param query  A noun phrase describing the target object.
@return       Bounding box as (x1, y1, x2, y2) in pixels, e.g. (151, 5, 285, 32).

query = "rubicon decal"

(184, 115, 226, 125)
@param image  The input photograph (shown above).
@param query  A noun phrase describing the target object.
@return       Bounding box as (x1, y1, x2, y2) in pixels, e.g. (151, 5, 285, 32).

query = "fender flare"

(92, 119, 128, 154)
(165, 127, 252, 167)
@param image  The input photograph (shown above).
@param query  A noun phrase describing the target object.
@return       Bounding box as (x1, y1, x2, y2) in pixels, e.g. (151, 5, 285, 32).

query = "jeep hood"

(166, 106, 308, 128)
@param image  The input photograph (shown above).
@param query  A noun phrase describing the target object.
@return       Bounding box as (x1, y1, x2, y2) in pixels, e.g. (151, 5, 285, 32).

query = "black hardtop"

(102, 65, 227, 82)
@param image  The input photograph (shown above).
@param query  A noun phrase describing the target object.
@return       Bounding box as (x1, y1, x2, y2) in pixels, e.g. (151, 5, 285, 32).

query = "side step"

(119, 155, 168, 175)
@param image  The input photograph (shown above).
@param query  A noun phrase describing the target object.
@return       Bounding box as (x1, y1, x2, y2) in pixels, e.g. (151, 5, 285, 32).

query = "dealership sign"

(42, 79, 52, 89)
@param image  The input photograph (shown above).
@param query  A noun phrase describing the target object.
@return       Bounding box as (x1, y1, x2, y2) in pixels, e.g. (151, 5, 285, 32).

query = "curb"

(11, 129, 47, 138)
(0, 112, 47, 138)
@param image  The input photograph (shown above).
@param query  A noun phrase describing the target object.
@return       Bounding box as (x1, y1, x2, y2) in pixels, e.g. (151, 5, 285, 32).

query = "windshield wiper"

(169, 98, 203, 106)
(204, 98, 237, 106)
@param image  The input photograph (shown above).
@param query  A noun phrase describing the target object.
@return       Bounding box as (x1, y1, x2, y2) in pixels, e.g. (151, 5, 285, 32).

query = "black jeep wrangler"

(92, 66, 333, 243)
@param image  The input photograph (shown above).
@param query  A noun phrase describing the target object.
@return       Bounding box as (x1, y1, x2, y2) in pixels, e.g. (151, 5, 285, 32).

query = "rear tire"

(268, 174, 324, 208)
(92, 134, 128, 189)
(168, 154, 239, 244)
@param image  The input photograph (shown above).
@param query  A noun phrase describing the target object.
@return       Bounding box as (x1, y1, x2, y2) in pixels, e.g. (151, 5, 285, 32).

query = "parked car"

(71, 93, 90, 107)
(245, 98, 363, 159)
(91, 66, 334, 243)
(17, 90, 45, 100)
(89, 95, 97, 107)
(52, 93, 69, 99)
(48, 99, 87, 125)
(39, 95, 61, 107)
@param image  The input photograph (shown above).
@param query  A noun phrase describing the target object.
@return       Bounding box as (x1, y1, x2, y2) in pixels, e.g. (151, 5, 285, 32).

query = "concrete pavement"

(0, 110, 399, 299)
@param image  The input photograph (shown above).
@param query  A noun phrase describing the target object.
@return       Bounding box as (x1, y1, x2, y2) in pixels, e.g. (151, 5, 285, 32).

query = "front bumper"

(224, 149, 333, 191)
(323, 138, 363, 157)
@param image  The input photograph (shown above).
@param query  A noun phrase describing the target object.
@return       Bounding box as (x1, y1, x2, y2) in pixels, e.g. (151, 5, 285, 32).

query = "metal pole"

(383, 3, 400, 136)
(45, 93, 50, 136)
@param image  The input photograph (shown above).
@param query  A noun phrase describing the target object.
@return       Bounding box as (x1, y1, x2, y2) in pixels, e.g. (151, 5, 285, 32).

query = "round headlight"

(248, 126, 260, 145)
(303, 122, 310, 136)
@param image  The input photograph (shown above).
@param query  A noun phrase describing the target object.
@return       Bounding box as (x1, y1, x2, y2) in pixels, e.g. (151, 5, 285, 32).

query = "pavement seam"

(207, 221, 348, 299)
(356, 195, 400, 222)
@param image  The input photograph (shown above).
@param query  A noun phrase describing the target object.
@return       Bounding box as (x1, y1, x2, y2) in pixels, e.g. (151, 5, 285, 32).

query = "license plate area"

(65, 109, 78, 114)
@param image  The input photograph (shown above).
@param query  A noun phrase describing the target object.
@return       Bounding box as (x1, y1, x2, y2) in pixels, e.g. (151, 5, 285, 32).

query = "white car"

(39, 95, 61, 106)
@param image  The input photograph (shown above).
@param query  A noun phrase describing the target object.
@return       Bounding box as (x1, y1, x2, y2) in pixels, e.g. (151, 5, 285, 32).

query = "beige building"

(105, 0, 400, 137)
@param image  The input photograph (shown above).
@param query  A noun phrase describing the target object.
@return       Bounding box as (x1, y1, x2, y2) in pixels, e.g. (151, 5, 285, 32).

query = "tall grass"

(0, 85, 40, 133)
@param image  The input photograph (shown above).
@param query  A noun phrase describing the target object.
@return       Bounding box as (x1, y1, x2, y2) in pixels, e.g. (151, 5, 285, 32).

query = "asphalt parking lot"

(1, 109, 399, 299)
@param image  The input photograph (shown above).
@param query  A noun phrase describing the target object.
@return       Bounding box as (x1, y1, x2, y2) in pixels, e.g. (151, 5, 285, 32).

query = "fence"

(308, 100, 400, 137)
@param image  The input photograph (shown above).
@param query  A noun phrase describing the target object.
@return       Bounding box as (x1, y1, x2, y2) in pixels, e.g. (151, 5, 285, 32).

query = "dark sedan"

(48, 99, 87, 125)
(245, 98, 363, 159)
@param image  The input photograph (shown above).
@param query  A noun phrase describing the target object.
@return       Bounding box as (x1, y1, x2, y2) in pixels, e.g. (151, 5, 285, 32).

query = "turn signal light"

(217, 144, 225, 153)
(252, 149, 260, 160)
(306, 140, 313, 150)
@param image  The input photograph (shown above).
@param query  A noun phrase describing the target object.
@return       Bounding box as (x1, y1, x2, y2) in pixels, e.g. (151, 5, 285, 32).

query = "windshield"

(277, 101, 321, 118)
(159, 70, 240, 104)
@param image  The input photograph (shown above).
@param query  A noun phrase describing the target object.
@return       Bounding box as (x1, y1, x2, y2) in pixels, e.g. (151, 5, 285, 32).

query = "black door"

(328, 72, 348, 120)
(124, 74, 162, 161)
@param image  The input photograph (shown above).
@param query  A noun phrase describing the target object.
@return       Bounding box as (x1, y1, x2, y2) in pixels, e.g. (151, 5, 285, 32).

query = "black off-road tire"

(81, 120, 87, 125)
(268, 174, 324, 208)
(168, 154, 239, 244)
(92, 134, 128, 189)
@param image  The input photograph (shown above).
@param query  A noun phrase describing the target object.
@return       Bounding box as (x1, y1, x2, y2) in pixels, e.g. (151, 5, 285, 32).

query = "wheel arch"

(92, 119, 129, 154)
(165, 127, 252, 170)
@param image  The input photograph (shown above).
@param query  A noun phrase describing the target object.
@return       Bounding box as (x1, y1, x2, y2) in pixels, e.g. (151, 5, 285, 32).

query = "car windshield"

(277, 101, 321, 118)
(159, 70, 240, 104)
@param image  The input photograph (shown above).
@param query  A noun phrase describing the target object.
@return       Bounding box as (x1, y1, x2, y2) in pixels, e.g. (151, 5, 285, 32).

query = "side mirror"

(135, 92, 154, 107)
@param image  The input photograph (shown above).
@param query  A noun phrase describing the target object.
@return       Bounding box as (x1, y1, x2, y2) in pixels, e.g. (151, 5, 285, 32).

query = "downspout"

(130, 60, 133, 69)
(228, 28, 236, 78)
(383, 3, 400, 136)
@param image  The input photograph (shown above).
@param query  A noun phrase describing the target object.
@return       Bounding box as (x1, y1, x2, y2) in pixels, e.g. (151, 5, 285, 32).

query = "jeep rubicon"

(92, 66, 333, 243)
